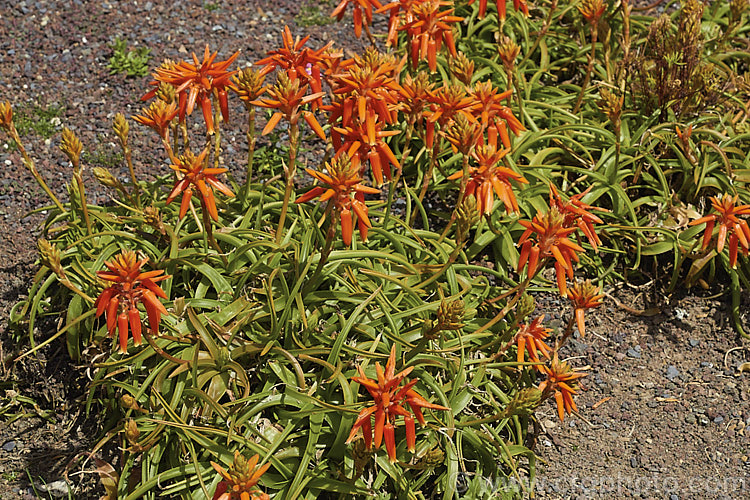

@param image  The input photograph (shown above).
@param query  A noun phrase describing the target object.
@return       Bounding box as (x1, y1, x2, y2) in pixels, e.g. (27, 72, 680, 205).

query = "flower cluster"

(538, 352, 587, 422)
(165, 148, 235, 221)
(295, 155, 380, 245)
(690, 193, 750, 268)
(94, 250, 169, 353)
(211, 451, 270, 500)
(517, 186, 606, 295)
(347, 346, 450, 462)
(567, 279, 604, 338)
(143, 45, 239, 133)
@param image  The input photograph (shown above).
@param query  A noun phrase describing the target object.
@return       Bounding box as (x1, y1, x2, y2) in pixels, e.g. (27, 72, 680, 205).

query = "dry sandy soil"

(0, 1, 748, 498)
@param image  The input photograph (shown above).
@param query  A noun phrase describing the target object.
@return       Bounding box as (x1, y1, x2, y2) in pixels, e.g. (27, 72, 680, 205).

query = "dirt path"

(0, 1, 748, 498)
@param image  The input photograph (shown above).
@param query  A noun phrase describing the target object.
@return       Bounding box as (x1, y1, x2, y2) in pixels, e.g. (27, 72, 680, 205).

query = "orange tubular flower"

(567, 279, 603, 338)
(143, 45, 239, 134)
(346, 346, 450, 462)
(468, 0, 529, 20)
(447, 142, 528, 215)
(327, 48, 402, 128)
(517, 207, 584, 296)
(331, 0, 384, 38)
(211, 451, 270, 500)
(251, 72, 326, 140)
(255, 26, 333, 108)
(332, 113, 401, 185)
(166, 148, 235, 221)
(514, 315, 552, 364)
(94, 250, 169, 354)
(377, 0, 421, 46)
(400, 0, 462, 72)
(470, 81, 525, 148)
(132, 99, 178, 139)
(295, 155, 380, 245)
(690, 194, 750, 268)
(549, 185, 607, 251)
(538, 352, 587, 422)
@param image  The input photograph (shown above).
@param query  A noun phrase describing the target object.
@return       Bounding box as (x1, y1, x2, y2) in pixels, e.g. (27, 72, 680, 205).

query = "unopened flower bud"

(501, 387, 542, 417)
(497, 36, 520, 72)
(443, 114, 481, 156)
(38, 238, 65, 278)
(231, 67, 266, 103)
(93, 166, 122, 189)
(113, 113, 129, 146)
(60, 127, 83, 167)
(516, 293, 535, 322)
(0, 101, 13, 131)
(597, 88, 623, 126)
(437, 299, 465, 331)
(415, 446, 445, 468)
(456, 195, 480, 238)
(155, 83, 177, 105)
(143, 205, 166, 235)
(578, 0, 605, 24)
(120, 394, 140, 411)
(124, 418, 140, 446)
(449, 52, 474, 86)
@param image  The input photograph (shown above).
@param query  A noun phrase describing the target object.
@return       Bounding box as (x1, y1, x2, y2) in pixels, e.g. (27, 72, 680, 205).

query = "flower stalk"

(0, 102, 66, 213)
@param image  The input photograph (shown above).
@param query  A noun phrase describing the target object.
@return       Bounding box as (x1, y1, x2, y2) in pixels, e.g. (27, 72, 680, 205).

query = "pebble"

(665, 365, 680, 380)
(627, 346, 642, 359)
(689, 339, 700, 347)
(2, 440, 16, 451)
(37, 480, 70, 498)
(670, 495, 679, 500)
(685, 413, 696, 424)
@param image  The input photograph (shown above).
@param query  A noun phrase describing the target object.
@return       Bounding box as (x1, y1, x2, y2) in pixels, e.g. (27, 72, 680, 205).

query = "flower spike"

(346, 345, 449, 462)
(211, 450, 270, 500)
(538, 352, 587, 422)
(94, 250, 170, 353)
(690, 194, 750, 268)
(567, 280, 604, 338)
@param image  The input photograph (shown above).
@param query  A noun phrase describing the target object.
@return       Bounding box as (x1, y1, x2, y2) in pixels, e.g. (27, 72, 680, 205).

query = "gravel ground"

(0, 1, 749, 499)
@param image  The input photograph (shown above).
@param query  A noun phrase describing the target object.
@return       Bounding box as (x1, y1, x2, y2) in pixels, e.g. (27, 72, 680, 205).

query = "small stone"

(37, 480, 70, 498)
(689, 339, 700, 347)
(615, 352, 626, 361)
(666, 365, 680, 381)
(2, 440, 16, 451)
(630, 456, 639, 468)
(684, 413, 696, 424)
(670, 495, 679, 500)
(713, 416, 724, 424)
(627, 347, 642, 359)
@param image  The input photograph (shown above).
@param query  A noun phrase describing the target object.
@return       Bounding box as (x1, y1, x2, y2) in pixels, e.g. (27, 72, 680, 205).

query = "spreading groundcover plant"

(3, 0, 749, 497)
